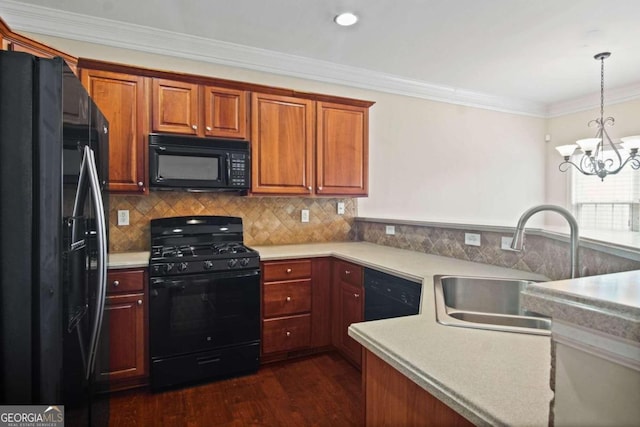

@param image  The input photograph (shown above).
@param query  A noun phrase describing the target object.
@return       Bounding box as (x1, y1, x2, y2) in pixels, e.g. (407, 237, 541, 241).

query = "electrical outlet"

(501, 236, 514, 250)
(117, 210, 129, 226)
(464, 233, 481, 246)
(337, 202, 345, 215)
(301, 209, 310, 223)
(385, 225, 395, 235)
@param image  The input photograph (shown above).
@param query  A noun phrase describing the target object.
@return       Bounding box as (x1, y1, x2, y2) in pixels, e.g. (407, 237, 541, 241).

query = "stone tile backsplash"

(109, 192, 356, 252)
(354, 220, 640, 281)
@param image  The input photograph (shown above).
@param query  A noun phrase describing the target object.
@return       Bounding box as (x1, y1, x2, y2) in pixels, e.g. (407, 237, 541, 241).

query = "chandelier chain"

(600, 55, 605, 124)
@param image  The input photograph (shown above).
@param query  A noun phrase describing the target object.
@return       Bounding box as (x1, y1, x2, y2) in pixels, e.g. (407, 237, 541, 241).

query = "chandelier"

(555, 52, 640, 181)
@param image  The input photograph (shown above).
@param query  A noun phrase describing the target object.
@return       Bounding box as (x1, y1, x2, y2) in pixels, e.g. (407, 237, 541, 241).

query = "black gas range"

(148, 216, 260, 390)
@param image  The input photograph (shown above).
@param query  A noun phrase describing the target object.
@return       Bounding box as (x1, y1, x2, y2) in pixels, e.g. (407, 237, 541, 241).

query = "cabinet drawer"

(262, 314, 311, 354)
(107, 269, 145, 294)
(263, 279, 311, 318)
(263, 259, 311, 282)
(334, 260, 362, 287)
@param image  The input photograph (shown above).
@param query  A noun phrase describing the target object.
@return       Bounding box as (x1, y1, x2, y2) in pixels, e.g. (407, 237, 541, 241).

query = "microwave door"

(152, 146, 223, 187)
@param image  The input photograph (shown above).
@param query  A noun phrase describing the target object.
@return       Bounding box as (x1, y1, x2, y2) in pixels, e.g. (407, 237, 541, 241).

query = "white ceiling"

(2, 0, 640, 116)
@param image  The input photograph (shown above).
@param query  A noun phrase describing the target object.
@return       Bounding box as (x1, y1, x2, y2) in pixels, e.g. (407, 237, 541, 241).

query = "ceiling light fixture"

(556, 52, 640, 181)
(334, 12, 358, 26)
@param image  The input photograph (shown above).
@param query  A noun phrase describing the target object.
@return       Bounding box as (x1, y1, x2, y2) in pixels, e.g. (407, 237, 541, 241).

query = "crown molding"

(547, 82, 640, 118)
(0, 0, 549, 117)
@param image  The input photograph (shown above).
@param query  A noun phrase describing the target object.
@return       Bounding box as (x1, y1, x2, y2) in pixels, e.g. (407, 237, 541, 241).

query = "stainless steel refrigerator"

(0, 51, 110, 426)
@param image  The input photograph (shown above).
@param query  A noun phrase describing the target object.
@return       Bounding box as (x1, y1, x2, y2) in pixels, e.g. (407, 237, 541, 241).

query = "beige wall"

(545, 99, 640, 227)
(31, 32, 548, 229)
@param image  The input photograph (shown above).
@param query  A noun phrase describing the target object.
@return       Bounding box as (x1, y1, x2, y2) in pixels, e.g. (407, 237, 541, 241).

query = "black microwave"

(149, 133, 250, 192)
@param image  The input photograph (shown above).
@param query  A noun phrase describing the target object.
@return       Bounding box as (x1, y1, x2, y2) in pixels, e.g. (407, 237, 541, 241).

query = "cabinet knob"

(318, 186, 323, 191)
(286, 331, 291, 337)
(345, 270, 351, 275)
(307, 186, 312, 191)
(354, 293, 360, 298)
(138, 181, 144, 187)
(112, 280, 119, 287)
(286, 268, 292, 273)
(137, 299, 143, 306)
(192, 125, 197, 130)
(286, 296, 292, 302)
(206, 126, 212, 131)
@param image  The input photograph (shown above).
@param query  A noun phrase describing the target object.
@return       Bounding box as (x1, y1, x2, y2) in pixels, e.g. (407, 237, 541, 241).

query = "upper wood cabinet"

(152, 78, 248, 139)
(316, 102, 368, 196)
(82, 69, 149, 193)
(251, 93, 369, 196)
(251, 93, 315, 195)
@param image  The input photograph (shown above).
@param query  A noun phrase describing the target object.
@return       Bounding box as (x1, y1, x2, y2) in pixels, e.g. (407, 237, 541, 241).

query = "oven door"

(149, 269, 260, 359)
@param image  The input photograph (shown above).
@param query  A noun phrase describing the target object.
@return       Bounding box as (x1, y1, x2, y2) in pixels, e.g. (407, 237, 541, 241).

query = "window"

(571, 150, 640, 231)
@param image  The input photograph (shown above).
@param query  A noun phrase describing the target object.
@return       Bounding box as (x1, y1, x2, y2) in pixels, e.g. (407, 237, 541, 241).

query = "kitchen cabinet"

(251, 93, 315, 195)
(81, 68, 149, 193)
(261, 258, 332, 360)
(332, 259, 364, 367)
(95, 269, 148, 390)
(261, 259, 312, 355)
(316, 102, 368, 196)
(251, 93, 369, 196)
(363, 350, 474, 426)
(152, 78, 248, 139)
(0, 18, 77, 73)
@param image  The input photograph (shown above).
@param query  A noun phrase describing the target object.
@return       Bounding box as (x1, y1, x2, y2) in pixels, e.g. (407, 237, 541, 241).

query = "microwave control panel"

(230, 152, 250, 187)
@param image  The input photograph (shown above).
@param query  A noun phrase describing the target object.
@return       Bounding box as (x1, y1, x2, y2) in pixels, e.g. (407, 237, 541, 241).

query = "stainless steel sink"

(434, 275, 551, 335)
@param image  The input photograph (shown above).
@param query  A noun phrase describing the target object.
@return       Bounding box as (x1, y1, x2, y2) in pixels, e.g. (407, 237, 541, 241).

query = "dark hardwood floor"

(108, 352, 362, 427)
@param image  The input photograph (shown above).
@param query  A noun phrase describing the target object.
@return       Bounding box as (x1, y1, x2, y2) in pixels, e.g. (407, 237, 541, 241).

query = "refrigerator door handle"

(72, 146, 108, 380)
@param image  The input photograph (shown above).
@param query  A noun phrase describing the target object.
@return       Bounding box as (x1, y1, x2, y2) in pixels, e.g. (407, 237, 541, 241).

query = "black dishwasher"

(364, 268, 421, 321)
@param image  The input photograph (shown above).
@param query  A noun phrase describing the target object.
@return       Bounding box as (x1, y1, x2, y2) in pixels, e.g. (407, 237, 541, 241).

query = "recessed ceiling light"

(334, 12, 358, 26)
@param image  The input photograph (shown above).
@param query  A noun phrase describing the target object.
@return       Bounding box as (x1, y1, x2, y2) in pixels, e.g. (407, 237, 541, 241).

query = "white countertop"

(109, 242, 554, 426)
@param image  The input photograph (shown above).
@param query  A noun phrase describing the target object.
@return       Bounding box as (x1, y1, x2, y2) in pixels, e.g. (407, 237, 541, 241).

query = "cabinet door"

(251, 93, 314, 194)
(82, 69, 148, 193)
(203, 86, 248, 139)
(152, 78, 199, 135)
(316, 102, 368, 196)
(95, 293, 146, 383)
(339, 281, 363, 366)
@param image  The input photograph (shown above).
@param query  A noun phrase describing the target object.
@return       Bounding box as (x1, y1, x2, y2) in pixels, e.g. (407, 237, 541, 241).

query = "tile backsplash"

(354, 219, 640, 281)
(109, 192, 357, 252)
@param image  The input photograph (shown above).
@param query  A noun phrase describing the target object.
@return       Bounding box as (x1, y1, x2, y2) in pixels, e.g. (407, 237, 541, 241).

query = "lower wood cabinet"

(95, 268, 148, 390)
(332, 259, 364, 367)
(363, 350, 473, 427)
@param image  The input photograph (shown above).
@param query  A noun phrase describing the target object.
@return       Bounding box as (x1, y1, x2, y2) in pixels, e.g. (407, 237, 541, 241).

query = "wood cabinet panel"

(310, 257, 332, 348)
(364, 350, 474, 427)
(262, 314, 311, 354)
(82, 69, 148, 193)
(251, 93, 315, 194)
(263, 259, 312, 281)
(316, 102, 368, 196)
(332, 260, 363, 367)
(152, 78, 199, 135)
(263, 279, 311, 318)
(203, 86, 248, 139)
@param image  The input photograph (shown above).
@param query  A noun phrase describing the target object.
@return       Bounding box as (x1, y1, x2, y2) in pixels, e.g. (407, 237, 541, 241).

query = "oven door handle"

(150, 269, 260, 289)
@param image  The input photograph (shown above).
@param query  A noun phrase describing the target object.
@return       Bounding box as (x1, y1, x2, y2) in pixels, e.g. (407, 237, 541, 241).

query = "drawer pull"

(286, 296, 292, 302)
(286, 268, 292, 273)
(112, 280, 120, 287)
(286, 331, 291, 337)
(354, 293, 360, 298)
(137, 299, 143, 306)
(206, 126, 212, 131)
(345, 270, 351, 275)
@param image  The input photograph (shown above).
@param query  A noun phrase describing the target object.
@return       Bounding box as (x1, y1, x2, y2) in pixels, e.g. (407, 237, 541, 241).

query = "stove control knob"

(203, 260, 214, 270)
(178, 262, 188, 272)
(227, 258, 238, 268)
(240, 258, 250, 267)
(163, 263, 174, 274)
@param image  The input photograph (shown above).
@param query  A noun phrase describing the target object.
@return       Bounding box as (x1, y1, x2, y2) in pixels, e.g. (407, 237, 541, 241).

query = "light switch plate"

(337, 202, 345, 215)
(385, 225, 395, 235)
(501, 236, 514, 250)
(464, 233, 481, 246)
(117, 210, 129, 226)
(301, 209, 310, 223)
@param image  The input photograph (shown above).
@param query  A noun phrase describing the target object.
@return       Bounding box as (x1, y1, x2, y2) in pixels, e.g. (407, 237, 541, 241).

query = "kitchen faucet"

(510, 205, 580, 278)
